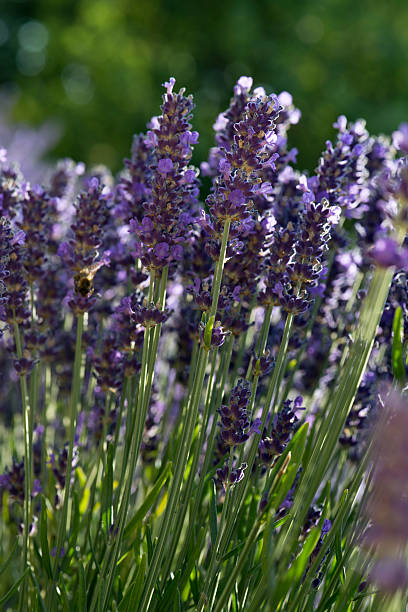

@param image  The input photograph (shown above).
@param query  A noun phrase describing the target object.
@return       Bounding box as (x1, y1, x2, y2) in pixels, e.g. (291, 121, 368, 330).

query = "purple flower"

(371, 237, 408, 269)
(0, 217, 29, 326)
(216, 461, 247, 491)
(259, 396, 305, 465)
(157, 158, 173, 174)
(393, 122, 408, 155)
(129, 78, 199, 272)
(217, 379, 253, 447)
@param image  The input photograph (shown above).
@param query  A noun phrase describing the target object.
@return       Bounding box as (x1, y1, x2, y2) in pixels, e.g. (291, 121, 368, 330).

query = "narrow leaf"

(392, 305, 406, 383)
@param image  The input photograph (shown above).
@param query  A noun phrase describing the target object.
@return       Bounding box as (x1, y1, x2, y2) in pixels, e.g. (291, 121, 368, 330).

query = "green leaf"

(270, 525, 321, 607)
(77, 561, 87, 612)
(118, 554, 146, 612)
(0, 568, 29, 605)
(124, 462, 172, 539)
(209, 478, 218, 547)
(28, 568, 47, 612)
(40, 496, 53, 579)
(392, 305, 406, 384)
(101, 444, 114, 538)
(204, 315, 215, 349)
(0, 540, 18, 578)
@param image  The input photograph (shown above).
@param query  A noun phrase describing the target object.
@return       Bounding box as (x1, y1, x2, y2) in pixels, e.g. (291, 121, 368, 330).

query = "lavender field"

(1, 75, 408, 611)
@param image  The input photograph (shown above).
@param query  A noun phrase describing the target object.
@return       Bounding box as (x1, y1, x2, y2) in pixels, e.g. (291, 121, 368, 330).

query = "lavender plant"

(0, 78, 408, 612)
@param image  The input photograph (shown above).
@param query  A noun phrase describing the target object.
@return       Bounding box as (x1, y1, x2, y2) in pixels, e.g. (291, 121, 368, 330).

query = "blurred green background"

(1, 0, 407, 173)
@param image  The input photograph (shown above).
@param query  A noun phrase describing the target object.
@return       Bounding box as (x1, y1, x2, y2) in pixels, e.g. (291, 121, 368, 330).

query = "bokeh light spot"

(18, 20, 49, 52)
(295, 15, 324, 45)
(61, 64, 94, 105)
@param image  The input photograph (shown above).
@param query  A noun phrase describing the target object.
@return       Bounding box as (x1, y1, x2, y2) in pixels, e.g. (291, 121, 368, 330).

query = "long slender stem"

(47, 312, 84, 606)
(176, 335, 234, 575)
(139, 219, 232, 610)
(13, 317, 31, 612)
(161, 349, 219, 578)
(92, 267, 169, 612)
(214, 314, 294, 574)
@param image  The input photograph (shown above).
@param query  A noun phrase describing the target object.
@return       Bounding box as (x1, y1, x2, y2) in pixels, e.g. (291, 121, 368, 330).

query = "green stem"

(176, 335, 234, 575)
(13, 317, 31, 612)
(93, 268, 168, 612)
(216, 314, 294, 567)
(213, 516, 262, 612)
(139, 219, 231, 610)
(47, 312, 84, 606)
(201, 451, 234, 610)
(162, 349, 219, 578)
(210, 219, 231, 319)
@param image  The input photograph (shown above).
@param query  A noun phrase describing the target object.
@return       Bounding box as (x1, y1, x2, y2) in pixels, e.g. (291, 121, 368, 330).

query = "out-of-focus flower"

(393, 123, 408, 156)
(370, 237, 408, 269)
(364, 389, 408, 593)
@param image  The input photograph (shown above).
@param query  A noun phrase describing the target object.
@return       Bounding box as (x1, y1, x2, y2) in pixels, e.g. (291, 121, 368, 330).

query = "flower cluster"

(129, 78, 199, 271)
(206, 88, 281, 227)
(58, 177, 112, 312)
(0, 217, 29, 326)
(217, 379, 259, 447)
(0, 75, 407, 612)
(259, 396, 305, 465)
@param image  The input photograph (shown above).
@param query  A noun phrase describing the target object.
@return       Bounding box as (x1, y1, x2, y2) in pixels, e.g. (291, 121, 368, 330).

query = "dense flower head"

(287, 199, 333, 291)
(0, 151, 22, 219)
(223, 214, 275, 303)
(129, 78, 199, 271)
(259, 396, 304, 465)
(217, 379, 259, 447)
(314, 116, 370, 217)
(206, 87, 281, 226)
(116, 134, 153, 223)
(202, 79, 300, 211)
(58, 177, 112, 312)
(258, 222, 297, 307)
(0, 217, 29, 326)
(58, 177, 112, 273)
(17, 184, 57, 282)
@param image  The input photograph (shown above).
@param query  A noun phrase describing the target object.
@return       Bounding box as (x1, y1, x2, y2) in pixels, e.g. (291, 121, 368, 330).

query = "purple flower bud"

(157, 158, 173, 174)
(162, 77, 176, 95)
(154, 242, 170, 259)
(393, 123, 408, 155)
